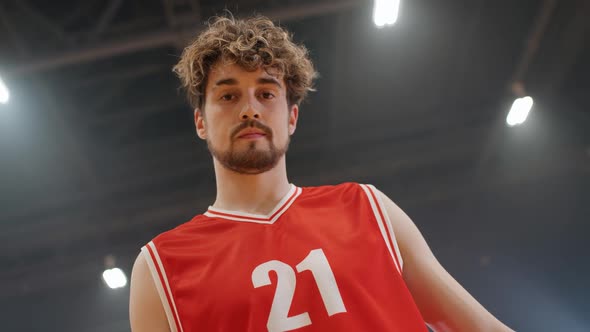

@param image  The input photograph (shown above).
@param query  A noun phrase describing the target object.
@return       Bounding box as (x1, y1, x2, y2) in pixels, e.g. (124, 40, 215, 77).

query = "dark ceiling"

(0, 0, 589, 331)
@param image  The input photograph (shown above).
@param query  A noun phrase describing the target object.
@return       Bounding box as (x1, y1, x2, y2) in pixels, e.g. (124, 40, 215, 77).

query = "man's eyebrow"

(213, 78, 238, 87)
(257, 77, 282, 88)
(213, 77, 282, 88)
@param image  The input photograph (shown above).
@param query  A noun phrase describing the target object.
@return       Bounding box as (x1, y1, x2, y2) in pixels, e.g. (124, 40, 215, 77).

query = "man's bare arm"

(376, 188, 514, 332)
(129, 252, 171, 332)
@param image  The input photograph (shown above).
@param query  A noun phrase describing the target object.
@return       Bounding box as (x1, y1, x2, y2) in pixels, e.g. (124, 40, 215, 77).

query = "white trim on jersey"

(367, 184, 404, 271)
(360, 184, 403, 275)
(204, 184, 302, 224)
(141, 242, 184, 332)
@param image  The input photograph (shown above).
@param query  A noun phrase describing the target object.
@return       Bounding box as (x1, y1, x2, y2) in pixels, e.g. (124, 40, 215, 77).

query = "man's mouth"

(232, 120, 272, 141)
(238, 133, 266, 139)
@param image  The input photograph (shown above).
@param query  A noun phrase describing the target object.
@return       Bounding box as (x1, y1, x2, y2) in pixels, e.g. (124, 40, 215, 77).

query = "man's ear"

(288, 104, 299, 136)
(195, 108, 207, 140)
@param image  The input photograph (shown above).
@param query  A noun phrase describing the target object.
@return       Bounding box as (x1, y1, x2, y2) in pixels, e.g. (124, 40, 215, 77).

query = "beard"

(207, 119, 290, 175)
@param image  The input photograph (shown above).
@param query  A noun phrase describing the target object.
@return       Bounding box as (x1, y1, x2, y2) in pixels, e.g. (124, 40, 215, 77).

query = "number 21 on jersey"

(251, 249, 347, 332)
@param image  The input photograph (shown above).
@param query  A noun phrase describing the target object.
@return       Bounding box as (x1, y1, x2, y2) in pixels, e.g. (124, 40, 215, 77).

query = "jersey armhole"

(141, 241, 184, 332)
(359, 184, 404, 274)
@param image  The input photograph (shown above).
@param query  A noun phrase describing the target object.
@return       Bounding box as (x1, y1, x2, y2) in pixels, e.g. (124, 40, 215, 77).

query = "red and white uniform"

(142, 183, 427, 332)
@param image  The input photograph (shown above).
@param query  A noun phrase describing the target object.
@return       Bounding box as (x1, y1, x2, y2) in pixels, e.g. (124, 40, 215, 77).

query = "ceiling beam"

(12, 0, 69, 44)
(6, 0, 367, 76)
(510, 0, 558, 91)
(87, 0, 125, 41)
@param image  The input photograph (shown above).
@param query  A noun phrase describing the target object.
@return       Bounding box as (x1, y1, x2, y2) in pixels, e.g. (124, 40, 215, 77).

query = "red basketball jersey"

(142, 183, 428, 332)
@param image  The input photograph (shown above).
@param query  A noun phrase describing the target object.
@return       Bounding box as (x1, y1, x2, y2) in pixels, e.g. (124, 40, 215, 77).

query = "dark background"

(0, 0, 589, 331)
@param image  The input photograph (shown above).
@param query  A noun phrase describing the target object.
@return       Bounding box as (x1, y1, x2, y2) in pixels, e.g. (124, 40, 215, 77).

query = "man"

(129, 15, 514, 332)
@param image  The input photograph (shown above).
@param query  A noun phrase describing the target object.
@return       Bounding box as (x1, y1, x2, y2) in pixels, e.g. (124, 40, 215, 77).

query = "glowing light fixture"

(0, 75, 9, 104)
(102, 267, 127, 289)
(506, 96, 534, 127)
(373, 0, 400, 27)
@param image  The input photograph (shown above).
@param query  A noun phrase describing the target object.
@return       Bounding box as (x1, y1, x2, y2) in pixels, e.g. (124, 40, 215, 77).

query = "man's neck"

(211, 157, 292, 215)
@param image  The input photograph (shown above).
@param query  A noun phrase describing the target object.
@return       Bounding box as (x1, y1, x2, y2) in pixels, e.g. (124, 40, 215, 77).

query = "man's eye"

(220, 94, 235, 101)
(261, 92, 275, 99)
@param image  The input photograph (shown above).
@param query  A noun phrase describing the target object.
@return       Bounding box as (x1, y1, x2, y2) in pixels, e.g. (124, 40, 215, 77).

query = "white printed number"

(251, 249, 347, 332)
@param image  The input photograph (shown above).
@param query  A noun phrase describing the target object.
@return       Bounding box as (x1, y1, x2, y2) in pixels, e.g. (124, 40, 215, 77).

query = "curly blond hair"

(173, 15, 317, 109)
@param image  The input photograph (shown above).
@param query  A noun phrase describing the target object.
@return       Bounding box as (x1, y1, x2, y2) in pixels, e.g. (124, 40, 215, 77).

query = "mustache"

(231, 120, 273, 140)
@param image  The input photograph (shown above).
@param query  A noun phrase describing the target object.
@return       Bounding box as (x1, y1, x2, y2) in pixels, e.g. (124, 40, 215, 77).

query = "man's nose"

(239, 99, 261, 120)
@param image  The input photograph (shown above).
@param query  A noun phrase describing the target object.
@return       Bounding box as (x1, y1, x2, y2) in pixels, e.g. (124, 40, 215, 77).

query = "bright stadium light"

(506, 96, 534, 127)
(0, 75, 9, 104)
(102, 267, 127, 289)
(373, 0, 400, 27)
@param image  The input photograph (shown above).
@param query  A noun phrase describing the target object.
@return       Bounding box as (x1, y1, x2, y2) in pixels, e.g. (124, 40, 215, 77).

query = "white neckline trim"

(204, 184, 301, 224)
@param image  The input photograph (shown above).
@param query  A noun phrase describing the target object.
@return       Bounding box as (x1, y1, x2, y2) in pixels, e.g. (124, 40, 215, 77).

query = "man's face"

(195, 62, 298, 174)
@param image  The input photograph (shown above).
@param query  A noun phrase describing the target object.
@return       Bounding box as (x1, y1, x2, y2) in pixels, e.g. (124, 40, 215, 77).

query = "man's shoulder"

(146, 213, 210, 246)
(296, 182, 367, 203)
(300, 181, 362, 193)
